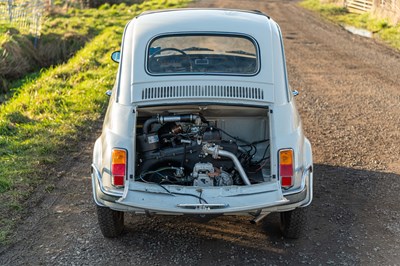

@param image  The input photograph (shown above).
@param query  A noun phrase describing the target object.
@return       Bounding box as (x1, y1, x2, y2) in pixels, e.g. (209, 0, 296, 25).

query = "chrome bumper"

(91, 164, 312, 213)
(91, 164, 123, 207)
(283, 166, 313, 207)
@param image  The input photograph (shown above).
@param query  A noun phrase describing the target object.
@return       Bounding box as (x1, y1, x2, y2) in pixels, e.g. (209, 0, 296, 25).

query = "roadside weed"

(0, 0, 190, 244)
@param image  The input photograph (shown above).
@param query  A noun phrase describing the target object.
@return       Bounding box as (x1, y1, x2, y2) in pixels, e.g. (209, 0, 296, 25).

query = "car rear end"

(91, 9, 312, 238)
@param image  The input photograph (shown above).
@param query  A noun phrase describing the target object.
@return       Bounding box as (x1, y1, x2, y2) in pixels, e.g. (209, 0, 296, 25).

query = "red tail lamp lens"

(279, 149, 294, 188)
(111, 149, 126, 187)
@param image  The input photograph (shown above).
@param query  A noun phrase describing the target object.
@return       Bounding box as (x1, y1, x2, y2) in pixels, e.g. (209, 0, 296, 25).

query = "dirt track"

(1, 0, 400, 265)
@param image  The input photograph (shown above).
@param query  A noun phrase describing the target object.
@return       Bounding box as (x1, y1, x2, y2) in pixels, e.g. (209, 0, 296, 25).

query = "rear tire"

(280, 207, 308, 239)
(96, 205, 124, 238)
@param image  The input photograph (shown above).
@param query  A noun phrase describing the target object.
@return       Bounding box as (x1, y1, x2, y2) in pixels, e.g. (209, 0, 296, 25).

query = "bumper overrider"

(91, 164, 313, 214)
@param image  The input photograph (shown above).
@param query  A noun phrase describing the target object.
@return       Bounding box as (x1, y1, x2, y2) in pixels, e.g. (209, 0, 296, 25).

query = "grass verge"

(0, 0, 190, 244)
(0, 0, 189, 93)
(300, 0, 400, 50)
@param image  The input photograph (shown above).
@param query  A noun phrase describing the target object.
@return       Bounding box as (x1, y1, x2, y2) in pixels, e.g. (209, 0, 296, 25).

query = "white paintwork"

(92, 9, 313, 216)
(115, 9, 288, 106)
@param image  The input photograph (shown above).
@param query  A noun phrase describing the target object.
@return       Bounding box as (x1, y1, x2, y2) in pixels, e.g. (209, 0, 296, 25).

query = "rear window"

(147, 34, 259, 75)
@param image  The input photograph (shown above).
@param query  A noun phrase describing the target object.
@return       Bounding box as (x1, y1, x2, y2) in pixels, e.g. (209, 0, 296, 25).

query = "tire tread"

(96, 205, 124, 238)
(280, 207, 308, 239)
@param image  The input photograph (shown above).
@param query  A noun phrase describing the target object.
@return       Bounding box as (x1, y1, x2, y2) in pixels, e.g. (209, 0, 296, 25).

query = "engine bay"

(135, 108, 271, 187)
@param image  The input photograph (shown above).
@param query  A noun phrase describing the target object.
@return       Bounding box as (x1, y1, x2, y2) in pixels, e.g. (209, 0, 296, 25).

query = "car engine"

(135, 114, 269, 186)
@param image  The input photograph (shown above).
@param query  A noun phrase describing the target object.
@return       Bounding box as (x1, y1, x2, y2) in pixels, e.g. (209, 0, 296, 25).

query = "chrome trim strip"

(91, 163, 124, 198)
(91, 172, 105, 207)
(282, 166, 310, 196)
(301, 167, 313, 207)
(177, 203, 228, 209)
(145, 31, 261, 77)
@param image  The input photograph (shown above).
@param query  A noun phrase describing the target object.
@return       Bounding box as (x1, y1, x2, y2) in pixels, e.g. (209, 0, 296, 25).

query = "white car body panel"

(92, 9, 313, 218)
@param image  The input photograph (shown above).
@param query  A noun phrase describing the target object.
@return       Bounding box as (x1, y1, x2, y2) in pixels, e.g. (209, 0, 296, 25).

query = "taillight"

(111, 149, 127, 187)
(279, 149, 294, 188)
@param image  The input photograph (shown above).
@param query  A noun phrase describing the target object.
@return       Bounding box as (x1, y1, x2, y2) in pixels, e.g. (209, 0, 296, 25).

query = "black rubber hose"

(143, 117, 159, 134)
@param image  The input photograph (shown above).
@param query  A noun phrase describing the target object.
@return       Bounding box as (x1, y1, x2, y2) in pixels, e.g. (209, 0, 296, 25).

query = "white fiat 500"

(92, 8, 313, 239)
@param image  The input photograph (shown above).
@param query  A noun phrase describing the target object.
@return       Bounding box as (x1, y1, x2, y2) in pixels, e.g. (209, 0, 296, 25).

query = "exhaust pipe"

(202, 143, 251, 186)
(250, 213, 270, 224)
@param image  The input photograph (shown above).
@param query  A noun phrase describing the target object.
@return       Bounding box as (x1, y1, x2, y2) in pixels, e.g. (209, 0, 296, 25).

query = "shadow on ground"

(107, 164, 400, 264)
(1, 164, 399, 265)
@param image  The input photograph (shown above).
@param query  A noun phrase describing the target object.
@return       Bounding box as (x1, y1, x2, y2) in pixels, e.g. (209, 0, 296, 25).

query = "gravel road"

(1, 0, 400, 265)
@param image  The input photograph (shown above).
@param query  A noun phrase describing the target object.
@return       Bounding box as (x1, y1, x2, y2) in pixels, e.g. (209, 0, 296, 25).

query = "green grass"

(0, 3, 130, 85)
(0, 0, 190, 244)
(300, 0, 400, 50)
(0, 0, 189, 91)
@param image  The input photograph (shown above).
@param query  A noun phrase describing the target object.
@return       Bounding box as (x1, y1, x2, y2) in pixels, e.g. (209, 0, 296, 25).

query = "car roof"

(138, 8, 270, 19)
(132, 8, 274, 37)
